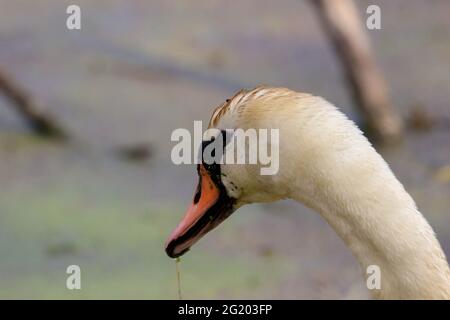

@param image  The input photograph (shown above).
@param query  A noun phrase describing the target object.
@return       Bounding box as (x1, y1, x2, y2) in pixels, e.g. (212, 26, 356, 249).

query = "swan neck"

(289, 168, 450, 299)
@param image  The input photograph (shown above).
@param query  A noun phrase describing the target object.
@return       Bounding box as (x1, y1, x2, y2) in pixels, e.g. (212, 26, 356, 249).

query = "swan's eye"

(200, 129, 231, 185)
(202, 161, 219, 180)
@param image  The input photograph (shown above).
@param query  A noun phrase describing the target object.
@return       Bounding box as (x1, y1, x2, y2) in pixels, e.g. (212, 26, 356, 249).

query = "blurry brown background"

(0, 0, 449, 299)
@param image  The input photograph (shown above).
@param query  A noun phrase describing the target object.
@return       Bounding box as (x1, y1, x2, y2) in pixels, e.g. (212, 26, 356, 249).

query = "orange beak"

(165, 164, 235, 258)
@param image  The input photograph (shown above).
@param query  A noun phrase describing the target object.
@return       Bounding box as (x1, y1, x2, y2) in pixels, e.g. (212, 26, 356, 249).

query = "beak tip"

(165, 236, 190, 259)
(164, 237, 176, 258)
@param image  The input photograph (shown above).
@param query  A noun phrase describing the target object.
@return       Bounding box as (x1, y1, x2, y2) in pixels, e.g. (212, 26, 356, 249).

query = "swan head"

(164, 88, 450, 299)
(165, 86, 358, 258)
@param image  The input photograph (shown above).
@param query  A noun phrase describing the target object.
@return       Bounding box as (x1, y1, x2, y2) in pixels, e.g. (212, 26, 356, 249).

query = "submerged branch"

(0, 69, 68, 140)
(312, 0, 403, 144)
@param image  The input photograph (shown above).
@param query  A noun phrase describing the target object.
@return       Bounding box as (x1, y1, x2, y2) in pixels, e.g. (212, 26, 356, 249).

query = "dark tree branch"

(0, 69, 67, 139)
(312, 0, 403, 143)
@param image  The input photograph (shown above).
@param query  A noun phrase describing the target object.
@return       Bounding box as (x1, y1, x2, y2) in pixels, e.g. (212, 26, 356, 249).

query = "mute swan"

(165, 86, 450, 299)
